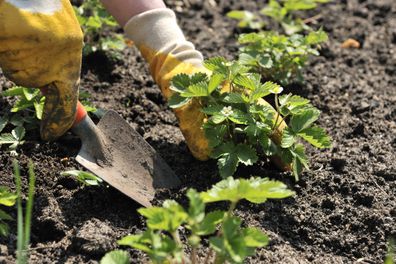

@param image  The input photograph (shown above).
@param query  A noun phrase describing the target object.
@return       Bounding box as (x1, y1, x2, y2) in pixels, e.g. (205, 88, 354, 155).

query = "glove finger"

(40, 81, 78, 141)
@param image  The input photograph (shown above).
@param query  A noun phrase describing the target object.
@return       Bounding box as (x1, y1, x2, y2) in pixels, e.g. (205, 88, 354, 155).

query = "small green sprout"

(226, 10, 265, 30)
(228, 0, 331, 35)
(73, 0, 126, 56)
(102, 177, 294, 264)
(61, 170, 103, 186)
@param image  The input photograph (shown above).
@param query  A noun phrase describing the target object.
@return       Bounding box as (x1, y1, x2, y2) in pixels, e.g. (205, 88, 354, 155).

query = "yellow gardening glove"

(124, 9, 287, 164)
(0, 0, 83, 141)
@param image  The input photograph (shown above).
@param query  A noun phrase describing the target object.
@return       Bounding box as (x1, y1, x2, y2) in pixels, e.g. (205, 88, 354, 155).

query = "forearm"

(100, 0, 166, 27)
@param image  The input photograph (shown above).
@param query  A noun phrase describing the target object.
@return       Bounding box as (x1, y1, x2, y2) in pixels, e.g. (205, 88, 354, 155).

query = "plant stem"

(191, 246, 198, 264)
(228, 201, 237, 215)
(24, 161, 35, 250)
(204, 248, 214, 264)
(271, 94, 281, 133)
(13, 160, 25, 264)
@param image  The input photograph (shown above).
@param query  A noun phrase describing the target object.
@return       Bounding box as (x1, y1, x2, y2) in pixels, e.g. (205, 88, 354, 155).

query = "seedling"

(73, 0, 126, 56)
(169, 57, 331, 180)
(0, 186, 17, 237)
(228, 0, 330, 35)
(61, 170, 103, 186)
(226, 10, 264, 30)
(238, 29, 328, 85)
(13, 160, 36, 264)
(0, 86, 97, 153)
(101, 177, 294, 264)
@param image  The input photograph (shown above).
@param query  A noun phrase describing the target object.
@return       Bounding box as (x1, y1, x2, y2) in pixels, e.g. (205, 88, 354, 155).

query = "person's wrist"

(100, 0, 166, 27)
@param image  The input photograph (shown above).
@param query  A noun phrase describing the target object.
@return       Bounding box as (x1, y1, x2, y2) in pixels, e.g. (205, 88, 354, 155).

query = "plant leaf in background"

(100, 250, 130, 264)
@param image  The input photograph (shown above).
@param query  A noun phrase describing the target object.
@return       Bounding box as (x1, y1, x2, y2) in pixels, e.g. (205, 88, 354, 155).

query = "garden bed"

(0, 0, 395, 263)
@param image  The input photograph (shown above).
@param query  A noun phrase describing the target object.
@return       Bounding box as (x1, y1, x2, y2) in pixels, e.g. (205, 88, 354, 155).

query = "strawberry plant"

(228, 0, 330, 35)
(73, 0, 126, 56)
(0, 186, 17, 237)
(0, 86, 97, 153)
(101, 177, 294, 264)
(238, 29, 328, 85)
(169, 57, 331, 180)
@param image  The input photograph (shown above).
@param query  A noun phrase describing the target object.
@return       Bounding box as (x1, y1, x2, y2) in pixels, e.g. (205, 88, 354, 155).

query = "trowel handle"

(73, 101, 88, 127)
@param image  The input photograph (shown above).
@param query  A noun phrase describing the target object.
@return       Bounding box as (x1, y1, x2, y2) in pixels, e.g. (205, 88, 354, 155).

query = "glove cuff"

(123, 8, 204, 67)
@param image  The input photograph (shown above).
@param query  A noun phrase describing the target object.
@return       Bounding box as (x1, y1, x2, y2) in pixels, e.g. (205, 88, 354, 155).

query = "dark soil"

(1, 0, 395, 263)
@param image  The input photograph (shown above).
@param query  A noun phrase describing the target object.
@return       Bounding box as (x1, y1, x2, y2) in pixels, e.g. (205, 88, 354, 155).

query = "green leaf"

(61, 170, 103, 186)
(258, 56, 274, 68)
(298, 126, 331, 148)
(281, 127, 296, 148)
(208, 73, 225, 94)
(204, 125, 227, 148)
(10, 115, 24, 127)
(235, 144, 258, 166)
(181, 82, 209, 97)
(229, 109, 249, 125)
(290, 144, 309, 181)
(284, 1, 317, 11)
(242, 227, 269, 247)
(250, 82, 280, 102)
(260, 135, 278, 156)
(222, 93, 247, 104)
(170, 73, 191, 93)
(0, 116, 8, 133)
(218, 154, 239, 178)
(187, 189, 205, 222)
(34, 97, 45, 120)
(290, 109, 320, 133)
(0, 209, 12, 221)
(233, 75, 257, 91)
(226, 10, 254, 20)
(0, 223, 9, 237)
(204, 57, 228, 73)
(211, 114, 227, 124)
(12, 126, 25, 141)
(168, 94, 191, 109)
(306, 29, 328, 45)
(1, 86, 24, 97)
(202, 105, 225, 115)
(201, 177, 295, 204)
(118, 233, 152, 253)
(121, 230, 179, 262)
(0, 187, 17, 206)
(279, 94, 310, 108)
(100, 250, 130, 264)
(138, 200, 188, 232)
(11, 97, 35, 112)
(211, 142, 236, 159)
(22, 88, 39, 101)
(0, 133, 18, 145)
(238, 53, 256, 66)
(195, 211, 225, 236)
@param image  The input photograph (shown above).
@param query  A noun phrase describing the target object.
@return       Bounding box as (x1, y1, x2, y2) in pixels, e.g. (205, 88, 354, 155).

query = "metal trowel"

(71, 102, 180, 207)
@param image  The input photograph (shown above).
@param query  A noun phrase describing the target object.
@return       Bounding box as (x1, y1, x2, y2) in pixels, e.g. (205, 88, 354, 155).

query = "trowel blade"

(75, 110, 180, 207)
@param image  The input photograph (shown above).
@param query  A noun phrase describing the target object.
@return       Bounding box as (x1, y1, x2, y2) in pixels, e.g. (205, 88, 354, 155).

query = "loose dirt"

(0, 0, 395, 263)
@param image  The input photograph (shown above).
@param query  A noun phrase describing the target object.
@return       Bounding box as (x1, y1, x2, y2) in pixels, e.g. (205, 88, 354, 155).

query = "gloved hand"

(0, 0, 83, 141)
(124, 8, 287, 163)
